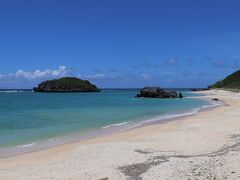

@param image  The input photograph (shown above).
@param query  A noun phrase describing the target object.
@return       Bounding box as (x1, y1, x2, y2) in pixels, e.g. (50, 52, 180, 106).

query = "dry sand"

(0, 90, 240, 180)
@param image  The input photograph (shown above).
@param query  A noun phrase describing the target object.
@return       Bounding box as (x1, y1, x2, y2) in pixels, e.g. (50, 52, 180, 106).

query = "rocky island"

(33, 77, 100, 92)
(136, 87, 183, 98)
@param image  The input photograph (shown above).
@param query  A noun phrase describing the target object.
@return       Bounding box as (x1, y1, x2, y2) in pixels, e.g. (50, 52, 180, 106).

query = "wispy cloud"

(166, 58, 179, 67)
(0, 74, 6, 79)
(132, 62, 161, 69)
(79, 72, 153, 82)
(232, 55, 240, 59)
(92, 69, 103, 73)
(84, 73, 106, 79)
(0, 66, 70, 80)
(133, 58, 180, 69)
(141, 73, 152, 80)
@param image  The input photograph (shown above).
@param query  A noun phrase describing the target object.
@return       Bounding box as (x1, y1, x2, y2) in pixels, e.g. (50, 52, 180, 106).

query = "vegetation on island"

(208, 70, 240, 90)
(33, 77, 100, 92)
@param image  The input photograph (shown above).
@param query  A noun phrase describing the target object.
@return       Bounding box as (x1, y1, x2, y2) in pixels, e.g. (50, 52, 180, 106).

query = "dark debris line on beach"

(118, 134, 240, 180)
(119, 156, 169, 180)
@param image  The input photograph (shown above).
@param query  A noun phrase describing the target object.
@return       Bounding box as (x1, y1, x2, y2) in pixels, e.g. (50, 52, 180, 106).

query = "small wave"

(0, 89, 33, 93)
(202, 99, 223, 108)
(0, 90, 19, 93)
(202, 104, 217, 108)
(128, 102, 223, 129)
(17, 143, 35, 148)
(101, 101, 222, 130)
(101, 121, 131, 129)
(145, 109, 199, 123)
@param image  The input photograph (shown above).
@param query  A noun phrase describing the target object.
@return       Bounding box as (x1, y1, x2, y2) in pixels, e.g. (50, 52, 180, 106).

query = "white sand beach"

(0, 90, 240, 180)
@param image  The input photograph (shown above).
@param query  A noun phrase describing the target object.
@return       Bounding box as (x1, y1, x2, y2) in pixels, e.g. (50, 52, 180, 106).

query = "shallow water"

(0, 89, 211, 149)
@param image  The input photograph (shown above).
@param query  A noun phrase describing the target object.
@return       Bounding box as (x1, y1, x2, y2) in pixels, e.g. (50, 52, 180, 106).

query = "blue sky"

(0, 0, 240, 88)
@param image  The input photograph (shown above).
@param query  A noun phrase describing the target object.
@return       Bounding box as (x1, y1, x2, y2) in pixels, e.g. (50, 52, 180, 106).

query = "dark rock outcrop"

(136, 87, 181, 98)
(178, 93, 183, 98)
(33, 77, 100, 92)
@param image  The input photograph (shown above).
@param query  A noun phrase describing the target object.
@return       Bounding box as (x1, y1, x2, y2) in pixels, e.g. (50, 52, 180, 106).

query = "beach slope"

(0, 90, 240, 179)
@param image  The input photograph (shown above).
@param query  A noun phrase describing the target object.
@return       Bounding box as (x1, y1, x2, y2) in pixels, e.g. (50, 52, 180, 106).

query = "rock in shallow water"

(136, 87, 180, 98)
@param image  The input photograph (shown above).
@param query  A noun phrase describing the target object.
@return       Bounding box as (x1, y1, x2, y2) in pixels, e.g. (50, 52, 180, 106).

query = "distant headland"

(33, 77, 100, 92)
(209, 70, 240, 90)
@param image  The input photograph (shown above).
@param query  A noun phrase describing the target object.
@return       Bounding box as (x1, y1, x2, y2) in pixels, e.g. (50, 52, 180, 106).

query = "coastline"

(0, 92, 220, 158)
(0, 90, 240, 179)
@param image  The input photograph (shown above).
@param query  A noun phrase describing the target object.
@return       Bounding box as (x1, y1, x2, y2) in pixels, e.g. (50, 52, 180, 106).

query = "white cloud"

(0, 66, 69, 80)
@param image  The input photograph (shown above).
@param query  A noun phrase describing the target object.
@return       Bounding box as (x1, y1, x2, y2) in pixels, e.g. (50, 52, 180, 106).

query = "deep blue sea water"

(0, 89, 214, 152)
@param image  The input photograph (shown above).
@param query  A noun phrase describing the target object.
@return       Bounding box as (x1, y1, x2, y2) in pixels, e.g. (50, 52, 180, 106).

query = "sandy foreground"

(0, 90, 240, 180)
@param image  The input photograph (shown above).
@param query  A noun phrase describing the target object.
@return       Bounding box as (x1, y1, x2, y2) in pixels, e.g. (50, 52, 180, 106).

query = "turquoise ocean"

(0, 89, 219, 157)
